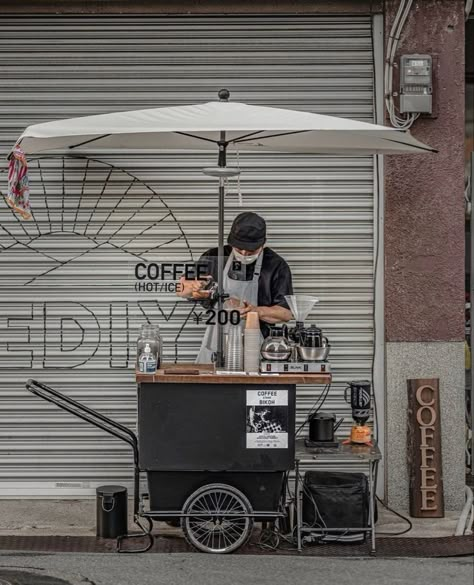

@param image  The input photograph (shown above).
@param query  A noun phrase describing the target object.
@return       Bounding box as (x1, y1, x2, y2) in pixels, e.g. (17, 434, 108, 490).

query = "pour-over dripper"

(284, 295, 319, 323)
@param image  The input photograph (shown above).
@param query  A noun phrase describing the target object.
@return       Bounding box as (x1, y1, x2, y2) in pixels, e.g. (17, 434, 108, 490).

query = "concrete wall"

(384, 0, 466, 510)
(386, 343, 465, 510)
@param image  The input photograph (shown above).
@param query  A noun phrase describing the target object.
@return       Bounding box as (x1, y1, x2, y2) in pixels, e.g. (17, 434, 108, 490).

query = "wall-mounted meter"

(400, 54, 432, 114)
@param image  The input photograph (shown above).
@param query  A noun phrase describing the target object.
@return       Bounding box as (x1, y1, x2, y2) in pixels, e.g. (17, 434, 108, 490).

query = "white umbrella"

(17, 90, 433, 156)
(11, 89, 435, 365)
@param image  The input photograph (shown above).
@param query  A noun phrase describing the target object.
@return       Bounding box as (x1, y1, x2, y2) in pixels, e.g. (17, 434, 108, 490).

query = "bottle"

(138, 343, 157, 374)
(136, 323, 162, 372)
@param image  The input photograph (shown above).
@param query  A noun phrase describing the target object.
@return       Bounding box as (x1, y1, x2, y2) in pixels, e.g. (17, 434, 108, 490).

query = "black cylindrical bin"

(96, 485, 128, 538)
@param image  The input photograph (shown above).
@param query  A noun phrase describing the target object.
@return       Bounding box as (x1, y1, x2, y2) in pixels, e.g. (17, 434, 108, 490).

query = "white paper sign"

(246, 389, 289, 449)
(246, 389, 288, 407)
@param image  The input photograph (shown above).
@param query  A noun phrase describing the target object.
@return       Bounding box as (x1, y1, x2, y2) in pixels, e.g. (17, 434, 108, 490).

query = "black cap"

(228, 212, 266, 250)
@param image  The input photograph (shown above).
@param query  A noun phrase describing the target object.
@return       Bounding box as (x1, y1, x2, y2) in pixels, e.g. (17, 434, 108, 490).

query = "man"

(177, 211, 293, 363)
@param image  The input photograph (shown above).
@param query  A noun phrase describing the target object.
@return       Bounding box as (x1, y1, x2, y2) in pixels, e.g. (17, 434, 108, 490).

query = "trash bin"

(96, 485, 128, 538)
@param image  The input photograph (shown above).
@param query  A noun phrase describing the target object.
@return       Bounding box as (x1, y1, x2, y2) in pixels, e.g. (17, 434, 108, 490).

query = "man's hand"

(177, 276, 213, 299)
(239, 301, 259, 317)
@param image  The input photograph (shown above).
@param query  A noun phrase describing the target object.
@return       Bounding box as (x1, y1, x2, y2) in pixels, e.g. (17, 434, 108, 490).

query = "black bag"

(302, 471, 372, 542)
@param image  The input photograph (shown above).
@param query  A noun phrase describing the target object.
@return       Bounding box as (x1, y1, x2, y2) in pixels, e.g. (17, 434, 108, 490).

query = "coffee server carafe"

(260, 326, 292, 361)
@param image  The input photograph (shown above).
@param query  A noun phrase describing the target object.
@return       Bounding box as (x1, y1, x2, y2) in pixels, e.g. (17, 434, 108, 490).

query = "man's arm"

(239, 302, 292, 323)
(256, 304, 292, 324)
(240, 259, 293, 323)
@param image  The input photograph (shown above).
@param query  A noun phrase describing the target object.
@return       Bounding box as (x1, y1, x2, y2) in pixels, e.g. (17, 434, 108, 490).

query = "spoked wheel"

(181, 483, 254, 553)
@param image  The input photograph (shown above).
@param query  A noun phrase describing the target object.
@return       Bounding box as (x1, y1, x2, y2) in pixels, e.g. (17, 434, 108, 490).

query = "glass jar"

(260, 326, 292, 361)
(136, 323, 162, 374)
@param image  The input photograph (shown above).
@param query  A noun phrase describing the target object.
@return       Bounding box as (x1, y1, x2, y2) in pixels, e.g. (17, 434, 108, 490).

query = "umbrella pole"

(216, 132, 227, 368)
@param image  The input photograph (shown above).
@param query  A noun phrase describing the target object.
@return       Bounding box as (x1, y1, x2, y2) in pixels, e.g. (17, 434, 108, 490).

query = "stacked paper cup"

(244, 312, 261, 373)
(225, 324, 243, 372)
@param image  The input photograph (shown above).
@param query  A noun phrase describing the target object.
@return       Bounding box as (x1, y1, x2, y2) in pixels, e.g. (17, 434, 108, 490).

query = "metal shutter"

(0, 16, 375, 496)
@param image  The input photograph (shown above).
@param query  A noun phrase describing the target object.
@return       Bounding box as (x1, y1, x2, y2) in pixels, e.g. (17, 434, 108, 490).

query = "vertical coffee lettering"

(407, 379, 444, 518)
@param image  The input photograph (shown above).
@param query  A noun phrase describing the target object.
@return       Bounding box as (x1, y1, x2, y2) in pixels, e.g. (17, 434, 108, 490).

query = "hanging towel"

(5, 145, 31, 220)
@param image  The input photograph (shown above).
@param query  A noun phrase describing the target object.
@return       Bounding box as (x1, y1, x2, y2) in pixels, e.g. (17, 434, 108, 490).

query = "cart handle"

(26, 379, 138, 466)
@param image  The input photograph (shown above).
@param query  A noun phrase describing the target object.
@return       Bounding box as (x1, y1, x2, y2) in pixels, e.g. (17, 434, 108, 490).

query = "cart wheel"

(181, 483, 254, 553)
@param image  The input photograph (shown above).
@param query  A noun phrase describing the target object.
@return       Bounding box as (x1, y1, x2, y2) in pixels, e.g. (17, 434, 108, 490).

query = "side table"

(294, 439, 382, 554)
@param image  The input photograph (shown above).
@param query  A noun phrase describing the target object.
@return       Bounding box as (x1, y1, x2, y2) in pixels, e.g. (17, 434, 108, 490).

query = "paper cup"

(245, 311, 260, 330)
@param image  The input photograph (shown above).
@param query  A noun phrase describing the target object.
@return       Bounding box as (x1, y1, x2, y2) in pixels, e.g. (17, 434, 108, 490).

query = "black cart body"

(138, 380, 296, 513)
(26, 366, 332, 553)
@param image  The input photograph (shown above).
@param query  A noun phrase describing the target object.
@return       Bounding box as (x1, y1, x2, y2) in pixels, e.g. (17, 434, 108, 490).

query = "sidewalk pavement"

(0, 499, 462, 538)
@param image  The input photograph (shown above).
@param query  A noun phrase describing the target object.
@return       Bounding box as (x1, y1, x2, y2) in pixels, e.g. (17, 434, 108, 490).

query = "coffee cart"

(26, 365, 330, 553)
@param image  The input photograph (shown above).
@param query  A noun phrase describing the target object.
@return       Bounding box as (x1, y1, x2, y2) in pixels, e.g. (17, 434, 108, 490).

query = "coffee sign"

(407, 379, 444, 518)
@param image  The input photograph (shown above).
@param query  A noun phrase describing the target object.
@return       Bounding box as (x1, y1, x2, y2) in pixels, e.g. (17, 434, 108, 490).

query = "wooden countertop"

(136, 363, 332, 385)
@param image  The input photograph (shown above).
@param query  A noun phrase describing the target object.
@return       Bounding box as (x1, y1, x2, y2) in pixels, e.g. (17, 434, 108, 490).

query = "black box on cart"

(138, 382, 296, 471)
(138, 382, 296, 513)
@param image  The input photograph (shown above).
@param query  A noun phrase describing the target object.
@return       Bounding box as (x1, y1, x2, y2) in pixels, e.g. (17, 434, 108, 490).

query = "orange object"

(342, 425, 372, 446)
(245, 311, 260, 330)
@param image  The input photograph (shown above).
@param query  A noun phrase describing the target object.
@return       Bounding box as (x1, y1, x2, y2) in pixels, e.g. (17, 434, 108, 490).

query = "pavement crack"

(0, 565, 45, 571)
(79, 576, 97, 585)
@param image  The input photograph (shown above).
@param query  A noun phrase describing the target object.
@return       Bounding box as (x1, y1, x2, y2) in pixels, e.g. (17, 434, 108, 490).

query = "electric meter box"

(400, 54, 432, 114)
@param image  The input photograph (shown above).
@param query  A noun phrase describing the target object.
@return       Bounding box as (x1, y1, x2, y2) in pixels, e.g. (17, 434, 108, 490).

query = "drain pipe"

(467, 0, 473, 20)
(455, 486, 474, 535)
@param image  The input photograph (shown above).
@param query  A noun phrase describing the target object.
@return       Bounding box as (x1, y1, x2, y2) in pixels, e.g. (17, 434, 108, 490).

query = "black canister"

(345, 380, 371, 424)
(309, 413, 337, 442)
(96, 485, 128, 538)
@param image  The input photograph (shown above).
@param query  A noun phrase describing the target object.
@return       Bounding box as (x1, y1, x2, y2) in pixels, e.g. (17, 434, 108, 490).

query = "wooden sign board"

(407, 378, 444, 518)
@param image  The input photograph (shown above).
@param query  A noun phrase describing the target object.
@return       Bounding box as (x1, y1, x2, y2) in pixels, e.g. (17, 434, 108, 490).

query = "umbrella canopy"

(8, 90, 435, 367)
(15, 93, 434, 156)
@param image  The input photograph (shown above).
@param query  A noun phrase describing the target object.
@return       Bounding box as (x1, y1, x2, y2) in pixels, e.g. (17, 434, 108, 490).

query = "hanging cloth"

(5, 145, 31, 220)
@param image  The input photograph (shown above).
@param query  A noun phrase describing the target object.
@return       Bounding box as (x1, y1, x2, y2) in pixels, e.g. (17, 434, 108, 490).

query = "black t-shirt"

(197, 245, 293, 337)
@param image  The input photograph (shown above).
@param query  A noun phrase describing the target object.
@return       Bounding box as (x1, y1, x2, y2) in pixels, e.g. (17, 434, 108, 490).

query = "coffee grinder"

(342, 380, 373, 445)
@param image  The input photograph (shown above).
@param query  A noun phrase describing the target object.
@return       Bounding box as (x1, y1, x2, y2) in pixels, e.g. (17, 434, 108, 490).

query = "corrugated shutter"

(0, 15, 375, 496)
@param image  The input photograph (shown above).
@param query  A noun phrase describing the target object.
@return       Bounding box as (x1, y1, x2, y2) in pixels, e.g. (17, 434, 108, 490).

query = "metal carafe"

(296, 325, 330, 362)
(300, 324, 324, 348)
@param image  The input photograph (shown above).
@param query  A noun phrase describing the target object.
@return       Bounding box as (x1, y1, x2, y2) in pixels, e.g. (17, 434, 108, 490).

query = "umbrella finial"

(218, 88, 230, 102)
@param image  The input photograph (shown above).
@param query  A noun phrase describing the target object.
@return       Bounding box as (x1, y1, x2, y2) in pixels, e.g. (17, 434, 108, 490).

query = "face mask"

(233, 248, 261, 265)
